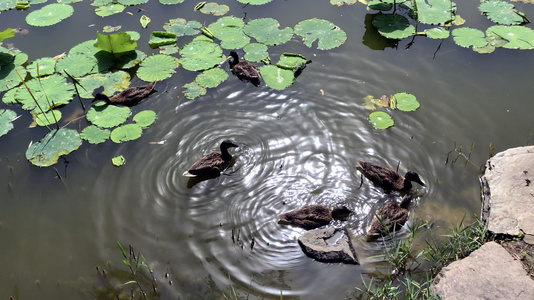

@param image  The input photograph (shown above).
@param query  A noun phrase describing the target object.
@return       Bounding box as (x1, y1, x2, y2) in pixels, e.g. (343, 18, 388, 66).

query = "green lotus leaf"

(137, 54, 179, 82)
(0, 0, 17, 11)
(244, 18, 293, 46)
(0, 28, 15, 43)
(95, 4, 125, 17)
(0, 47, 27, 66)
(208, 17, 250, 49)
(160, 0, 185, 4)
(115, 50, 146, 69)
(179, 40, 225, 71)
(149, 31, 177, 48)
(368, 0, 393, 11)
(78, 71, 131, 98)
(259, 65, 294, 90)
(479, 0, 528, 25)
(87, 102, 131, 128)
(164, 18, 202, 37)
(119, 0, 148, 5)
(294, 18, 347, 50)
(237, 0, 272, 4)
(15, 74, 74, 111)
(372, 14, 416, 39)
(243, 43, 269, 62)
(140, 15, 150, 28)
(183, 82, 207, 99)
(26, 128, 82, 167)
(70, 40, 98, 55)
(414, 0, 457, 25)
(330, 0, 357, 6)
(26, 4, 74, 27)
(276, 53, 309, 71)
(57, 0, 83, 3)
(200, 2, 229, 16)
(95, 32, 137, 54)
(0, 64, 26, 92)
(0, 109, 17, 138)
(159, 45, 179, 55)
(27, 57, 57, 77)
(195, 67, 228, 88)
(452, 27, 488, 48)
(369, 111, 394, 129)
(110, 123, 142, 143)
(486, 25, 534, 50)
(112, 155, 125, 167)
(2, 88, 18, 105)
(393, 92, 420, 112)
(91, 0, 111, 6)
(56, 53, 98, 77)
(33, 110, 62, 126)
(133, 110, 157, 129)
(81, 125, 110, 144)
(424, 27, 450, 39)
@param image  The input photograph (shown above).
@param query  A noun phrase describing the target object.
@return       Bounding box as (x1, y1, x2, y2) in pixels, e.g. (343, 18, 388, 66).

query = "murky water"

(2, 0, 534, 299)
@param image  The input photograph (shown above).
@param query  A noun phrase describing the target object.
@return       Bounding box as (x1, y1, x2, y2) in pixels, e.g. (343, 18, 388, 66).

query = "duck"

(367, 194, 412, 241)
(228, 51, 260, 85)
(92, 81, 156, 106)
(357, 161, 425, 192)
(277, 205, 353, 230)
(182, 140, 239, 178)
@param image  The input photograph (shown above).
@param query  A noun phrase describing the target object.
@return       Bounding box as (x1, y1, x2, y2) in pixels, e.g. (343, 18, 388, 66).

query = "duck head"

(405, 171, 425, 187)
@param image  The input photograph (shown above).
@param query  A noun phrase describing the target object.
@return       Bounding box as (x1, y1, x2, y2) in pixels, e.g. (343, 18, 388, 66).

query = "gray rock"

(432, 241, 534, 299)
(298, 228, 358, 264)
(481, 145, 534, 242)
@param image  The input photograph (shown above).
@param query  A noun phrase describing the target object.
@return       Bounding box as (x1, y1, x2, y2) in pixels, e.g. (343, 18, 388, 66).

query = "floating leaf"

(119, 0, 149, 5)
(149, 31, 177, 48)
(368, 0, 393, 11)
(95, 4, 125, 17)
(393, 92, 419, 111)
(26, 4, 74, 27)
(414, 0, 457, 25)
(330, 0, 357, 6)
(2, 88, 18, 105)
(259, 65, 294, 89)
(276, 53, 309, 70)
(86, 102, 131, 128)
(27, 58, 57, 77)
(243, 43, 269, 62)
(452, 27, 488, 48)
(26, 128, 82, 167)
(486, 25, 534, 49)
(236, 0, 272, 4)
(94, 32, 137, 54)
(164, 18, 202, 37)
(0, 28, 15, 42)
(369, 111, 394, 129)
(179, 40, 225, 71)
(479, 0, 528, 25)
(195, 67, 228, 88)
(15, 74, 74, 111)
(0, 109, 17, 138)
(424, 27, 450, 39)
(294, 18, 347, 50)
(33, 110, 62, 126)
(199, 2, 229, 16)
(137, 54, 179, 82)
(0, 64, 26, 92)
(103, 25, 122, 33)
(140, 15, 151, 28)
(133, 110, 157, 129)
(372, 14, 416, 39)
(159, 45, 179, 55)
(244, 18, 293, 46)
(208, 16, 250, 49)
(111, 124, 142, 143)
(112, 155, 125, 167)
(56, 53, 98, 77)
(0, 0, 17, 11)
(78, 71, 131, 98)
(183, 82, 207, 99)
(81, 125, 110, 144)
(160, 0, 185, 4)
(115, 50, 147, 69)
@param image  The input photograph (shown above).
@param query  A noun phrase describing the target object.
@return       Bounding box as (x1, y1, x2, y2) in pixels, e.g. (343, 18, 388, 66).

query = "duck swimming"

(92, 81, 156, 106)
(367, 194, 412, 241)
(357, 161, 425, 192)
(228, 51, 260, 85)
(277, 205, 352, 230)
(182, 140, 238, 178)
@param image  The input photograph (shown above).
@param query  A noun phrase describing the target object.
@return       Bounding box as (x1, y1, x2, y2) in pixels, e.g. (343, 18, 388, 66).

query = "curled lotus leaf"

(479, 0, 528, 25)
(372, 14, 416, 39)
(164, 18, 202, 37)
(183, 82, 207, 99)
(0, 28, 15, 43)
(86, 102, 131, 128)
(149, 31, 177, 48)
(195, 67, 229, 88)
(15, 74, 75, 112)
(179, 40, 225, 71)
(133, 110, 157, 129)
(137, 54, 179, 82)
(452, 27, 488, 48)
(26, 4, 74, 27)
(81, 125, 111, 144)
(369, 111, 394, 129)
(486, 25, 534, 50)
(110, 124, 143, 143)
(244, 18, 293, 46)
(112, 155, 126, 167)
(294, 18, 347, 50)
(94, 32, 137, 54)
(0, 109, 17, 138)
(414, 0, 457, 25)
(243, 43, 269, 62)
(259, 65, 294, 90)
(26, 128, 82, 167)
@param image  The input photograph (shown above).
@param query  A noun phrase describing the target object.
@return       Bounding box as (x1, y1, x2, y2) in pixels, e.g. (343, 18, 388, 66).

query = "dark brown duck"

(367, 194, 413, 241)
(358, 161, 425, 192)
(92, 81, 156, 106)
(182, 140, 238, 178)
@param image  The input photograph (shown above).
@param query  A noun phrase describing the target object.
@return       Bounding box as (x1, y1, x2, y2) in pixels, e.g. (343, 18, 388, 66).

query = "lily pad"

(243, 43, 269, 62)
(0, 0, 17, 11)
(140, 15, 150, 28)
(78, 71, 131, 98)
(0, 64, 26, 92)
(368, 0, 393, 11)
(94, 32, 137, 54)
(137, 54, 179, 82)
(208, 16, 250, 49)
(133, 110, 157, 129)
(26, 4, 74, 27)
(294, 18, 347, 50)
(199, 2, 229, 16)
(160, 0, 185, 4)
(259, 65, 294, 89)
(26, 128, 82, 167)
(164, 18, 202, 37)
(87, 102, 131, 128)
(183, 82, 207, 99)
(393, 92, 419, 111)
(56, 53, 98, 77)
(369, 111, 394, 129)
(244, 18, 293, 46)
(195, 67, 228, 88)
(179, 40, 225, 71)
(119, 0, 149, 5)
(0, 109, 17, 138)
(81, 125, 111, 144)
(110, 124, 142, 143)
(236, 0, 273, 4)
(486, 25, 534, 49)
(95, 3, 125, 17)
(452, 27, 488, 48)
(479, 0, 528, 25)
(2, 88, 18, 105)
(112, 155, 125, 167)
(276, 53, 309, 70)
(115, 50, 147, 69)
(372, 14, 416, 39)
(33, 110, 62, 126)
(15, 74, 75, 112)
(27, 57, 57, 77)
(424, 27, 450, 39)
(330, 0, 357, 6)
(414, 0, 457, 25)
(0, 28, 15, 43)
(148, 31, 177, 48)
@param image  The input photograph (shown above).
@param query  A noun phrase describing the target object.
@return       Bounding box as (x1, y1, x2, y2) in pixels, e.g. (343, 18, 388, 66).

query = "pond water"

(2, 0, 534, 299)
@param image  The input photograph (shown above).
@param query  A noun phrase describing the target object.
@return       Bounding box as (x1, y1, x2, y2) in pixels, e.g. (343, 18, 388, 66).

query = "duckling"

(367, 194, 412, 241)
(182, 140, 238, 178)
(357, 161, 425, 192)
(277, 205, 352, 229)
(228, 51, 260, 85)
(92, 81, 156, 106)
